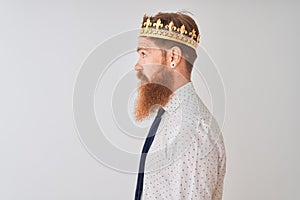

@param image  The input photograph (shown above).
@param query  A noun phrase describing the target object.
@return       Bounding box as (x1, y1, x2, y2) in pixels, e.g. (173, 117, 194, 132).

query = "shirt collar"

(162, 81, 196, 113)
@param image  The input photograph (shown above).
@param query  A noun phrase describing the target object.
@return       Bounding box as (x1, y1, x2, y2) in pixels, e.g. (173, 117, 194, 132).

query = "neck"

(171, 75, 191, 92)
(171, 65, 191, 92)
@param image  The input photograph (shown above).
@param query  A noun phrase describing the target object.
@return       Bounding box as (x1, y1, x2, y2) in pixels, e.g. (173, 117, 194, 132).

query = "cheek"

(141, 54, 164, 80)
(142, 65, 155, 79)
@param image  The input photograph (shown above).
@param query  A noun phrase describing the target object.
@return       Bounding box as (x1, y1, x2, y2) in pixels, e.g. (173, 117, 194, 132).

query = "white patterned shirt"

(141, 81, 226, 200)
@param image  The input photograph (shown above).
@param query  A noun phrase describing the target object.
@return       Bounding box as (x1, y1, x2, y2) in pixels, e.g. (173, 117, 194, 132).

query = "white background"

(0, 1, 299, 199)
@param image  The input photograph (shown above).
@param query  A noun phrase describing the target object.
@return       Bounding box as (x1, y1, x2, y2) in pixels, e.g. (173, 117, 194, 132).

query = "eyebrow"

(136, 47, 149, 52)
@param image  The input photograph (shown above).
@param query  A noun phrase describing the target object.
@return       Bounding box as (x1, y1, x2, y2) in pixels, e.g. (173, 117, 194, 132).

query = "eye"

(141, 51, 146, 58)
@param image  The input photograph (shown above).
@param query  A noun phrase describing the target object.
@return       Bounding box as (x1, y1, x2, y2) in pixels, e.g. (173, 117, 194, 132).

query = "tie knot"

(157, 107, 165, 118)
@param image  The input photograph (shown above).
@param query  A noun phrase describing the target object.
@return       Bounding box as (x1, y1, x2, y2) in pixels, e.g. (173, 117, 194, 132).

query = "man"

(134, 11, 226, 200)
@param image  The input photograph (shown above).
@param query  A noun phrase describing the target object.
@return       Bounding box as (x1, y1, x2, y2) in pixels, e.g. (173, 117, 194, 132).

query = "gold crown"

(139, 18, 200, 50)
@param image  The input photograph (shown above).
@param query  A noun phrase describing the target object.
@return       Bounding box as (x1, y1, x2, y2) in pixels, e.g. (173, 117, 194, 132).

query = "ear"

(169, 46, 182, 68)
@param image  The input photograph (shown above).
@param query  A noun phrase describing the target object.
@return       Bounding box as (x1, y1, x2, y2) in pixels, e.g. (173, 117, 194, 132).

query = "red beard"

(134, 66, 174, 121)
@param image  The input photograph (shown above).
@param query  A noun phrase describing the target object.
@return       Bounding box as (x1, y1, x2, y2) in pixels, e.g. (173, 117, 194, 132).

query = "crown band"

(139, 18, 200, 51)
(140, 27, 198, 50)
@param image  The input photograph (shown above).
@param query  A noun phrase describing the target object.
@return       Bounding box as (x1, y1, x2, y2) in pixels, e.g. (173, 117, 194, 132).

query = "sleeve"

(212, 136, 227, 200)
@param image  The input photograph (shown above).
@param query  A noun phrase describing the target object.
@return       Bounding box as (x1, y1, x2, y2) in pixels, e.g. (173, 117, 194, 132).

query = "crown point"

(153, 18, 163, 29)
(143, 18, 152, 29)
(178, 25, 187, 34)
(166, 21, 175, 32)
(189, 29, 197, 39)
(196, 34, 200, 43)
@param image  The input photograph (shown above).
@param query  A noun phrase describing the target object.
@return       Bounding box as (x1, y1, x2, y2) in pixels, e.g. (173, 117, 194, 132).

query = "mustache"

(136, 71, 148, 82)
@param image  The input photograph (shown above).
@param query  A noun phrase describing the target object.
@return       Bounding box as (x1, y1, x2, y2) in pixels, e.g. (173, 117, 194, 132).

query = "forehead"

(137, 37, 159, 50)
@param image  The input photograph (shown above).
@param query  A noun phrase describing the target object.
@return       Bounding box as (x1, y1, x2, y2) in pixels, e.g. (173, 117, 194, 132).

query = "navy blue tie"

(134, 107, 165, 200)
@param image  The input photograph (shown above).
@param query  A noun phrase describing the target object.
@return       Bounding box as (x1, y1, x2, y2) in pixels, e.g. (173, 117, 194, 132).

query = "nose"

(134, 63, 143, 71)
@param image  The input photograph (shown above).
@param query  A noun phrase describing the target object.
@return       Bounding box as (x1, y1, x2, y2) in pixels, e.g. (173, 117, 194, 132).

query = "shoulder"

(183, 93, 226, 158)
